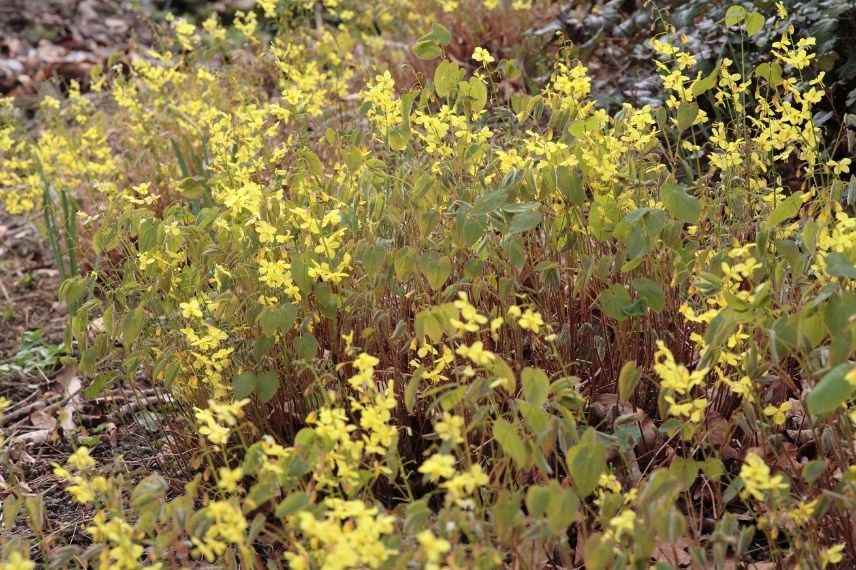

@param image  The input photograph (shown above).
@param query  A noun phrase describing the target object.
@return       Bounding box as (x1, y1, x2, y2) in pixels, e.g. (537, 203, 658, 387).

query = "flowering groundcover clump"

(2, 1, 856, 568)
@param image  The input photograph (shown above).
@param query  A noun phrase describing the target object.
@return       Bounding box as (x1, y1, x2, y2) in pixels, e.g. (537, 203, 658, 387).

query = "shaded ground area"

(0, 0, 153, 96)
(0, 212, 188, 555)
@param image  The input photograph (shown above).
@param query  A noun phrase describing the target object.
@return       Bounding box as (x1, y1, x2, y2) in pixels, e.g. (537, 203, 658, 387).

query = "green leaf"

(661, 182, 700, 223)
(766, 192, 803, 228)
(415, 309, 445, 343)
(493, 418, 529, 468)
(256, 370, 279, 403)
(257, 304, 298, 337)
(826, 252, 856, 279)
(463, 78, 488, 114)
(122, 305, 145, 349)
(430, 22, 452, 45)
(521, 367, 549, 408)
(745, 11, 765, 35)
(598, 284, 632, 321)
(508, 210, 543, 235)
(422, 255, 453, 290)
(754, 62, 783, 86)
(618, 361, 640, 402)
(801, 459, 826, 484)
(691, 61, 721, 97)
(294, 334, 318, 361)
(275, 492, 309, 518)
(233, 372, 257, 399)
(394, 246, 419, 280)
(487, 357, 517, 393)
(546, 483, 579, 535)
(702, 457, 725, 481)
(412, 39, 442, 60)
(525, 484, 551, 517)
(807, 363, 856, 418)
(233, 370, 279, 402)
(676, 101, 698, 132)
(566, 428, 606, 498)
(84, 372, 117, 399)
(632, 277, 665, 312)
(434, 60, 462, 98)
(725, 5, 746, 26)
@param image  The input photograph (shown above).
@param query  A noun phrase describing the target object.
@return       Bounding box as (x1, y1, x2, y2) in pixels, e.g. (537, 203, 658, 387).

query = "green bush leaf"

(546, 483, 579, 535)
(430, 22, 452, 45)
(661, 182, 700, 223)
(676, 101, 698, 132)
(434, 60, 462, 99)
(618, 361, 640, 402)
(258, 304, 298, 337)
(122, 305, 146, 349)
(725, 5, 746, 26)
(807, 363, 856, 418)
(566, 428, 606, 498)
(826, 252, 856, 279)
(745, 11, 765, 35)
(508, 210, 543, 235)
(422, 255, 453, 290)
(521, 367, 550, 408)
(754, 62, 783, 86)
(691, 61, 721, 97)
(631, 277, 665, 312)
(233, 372, 257, 399)
(766, 192, 803, 228)
(412, 39, 442, 60)
(598, 284, 632, 321)
(256, 370, 280, 403)
(275, 492, 310, 518)
(493, 418, 529, 468)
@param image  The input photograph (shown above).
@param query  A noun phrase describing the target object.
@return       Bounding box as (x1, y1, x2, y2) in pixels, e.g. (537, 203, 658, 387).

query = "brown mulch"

(0, 208, 189, 555)
(0, 0, 154, 96)
(0, 211, 65, 363)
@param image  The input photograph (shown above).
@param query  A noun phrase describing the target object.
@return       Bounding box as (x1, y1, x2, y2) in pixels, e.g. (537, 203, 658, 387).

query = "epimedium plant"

(2, 1, 856, 568)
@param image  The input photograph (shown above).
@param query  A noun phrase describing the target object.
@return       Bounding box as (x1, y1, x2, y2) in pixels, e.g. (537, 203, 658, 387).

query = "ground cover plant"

(2, 0, 856, 568)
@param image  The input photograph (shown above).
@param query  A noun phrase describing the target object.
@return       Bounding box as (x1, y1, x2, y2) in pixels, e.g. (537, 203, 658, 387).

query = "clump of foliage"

(2, 0, 856, 568)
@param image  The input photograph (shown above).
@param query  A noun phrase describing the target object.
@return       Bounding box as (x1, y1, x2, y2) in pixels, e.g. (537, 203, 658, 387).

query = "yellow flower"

(608, 509, 636, 540)
(739, 452, 789, 501)
(68, 446, 96, 471)
(472, 47, 495, 65)
(653, 341, 707, 395)
(763, 401, 791, 426)
(217, 466, 244, 493)
(517, 308, 544, 333)
(180, 298, 204, 320)
(821, 543, 845, 567)
(354, 352, 380, 372)
(441, 464, 489, 504)
(456, 341, 495, 366)
(419, 453, 456, 481)
(417, 530, 450, 565)
(0, 550, 34, 570)
(435, 412, 465, 445)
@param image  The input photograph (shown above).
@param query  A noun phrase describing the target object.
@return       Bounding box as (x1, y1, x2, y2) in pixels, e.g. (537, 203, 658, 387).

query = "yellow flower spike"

(418, 453, 456, 481)
(472, 47, 495, 65)
(820, 544, 845, 568)
(0, 550, 35, 570)
(763, 401, 791, 426)
(739, 452, 789, 501)
(179, 298, 204, 320)
(517, 308, 544, 333)
(217, 467, 244, 494)
(435, 412, 465, 445)
(418, 530, 451, 566)
(67, 446, 96, 471)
